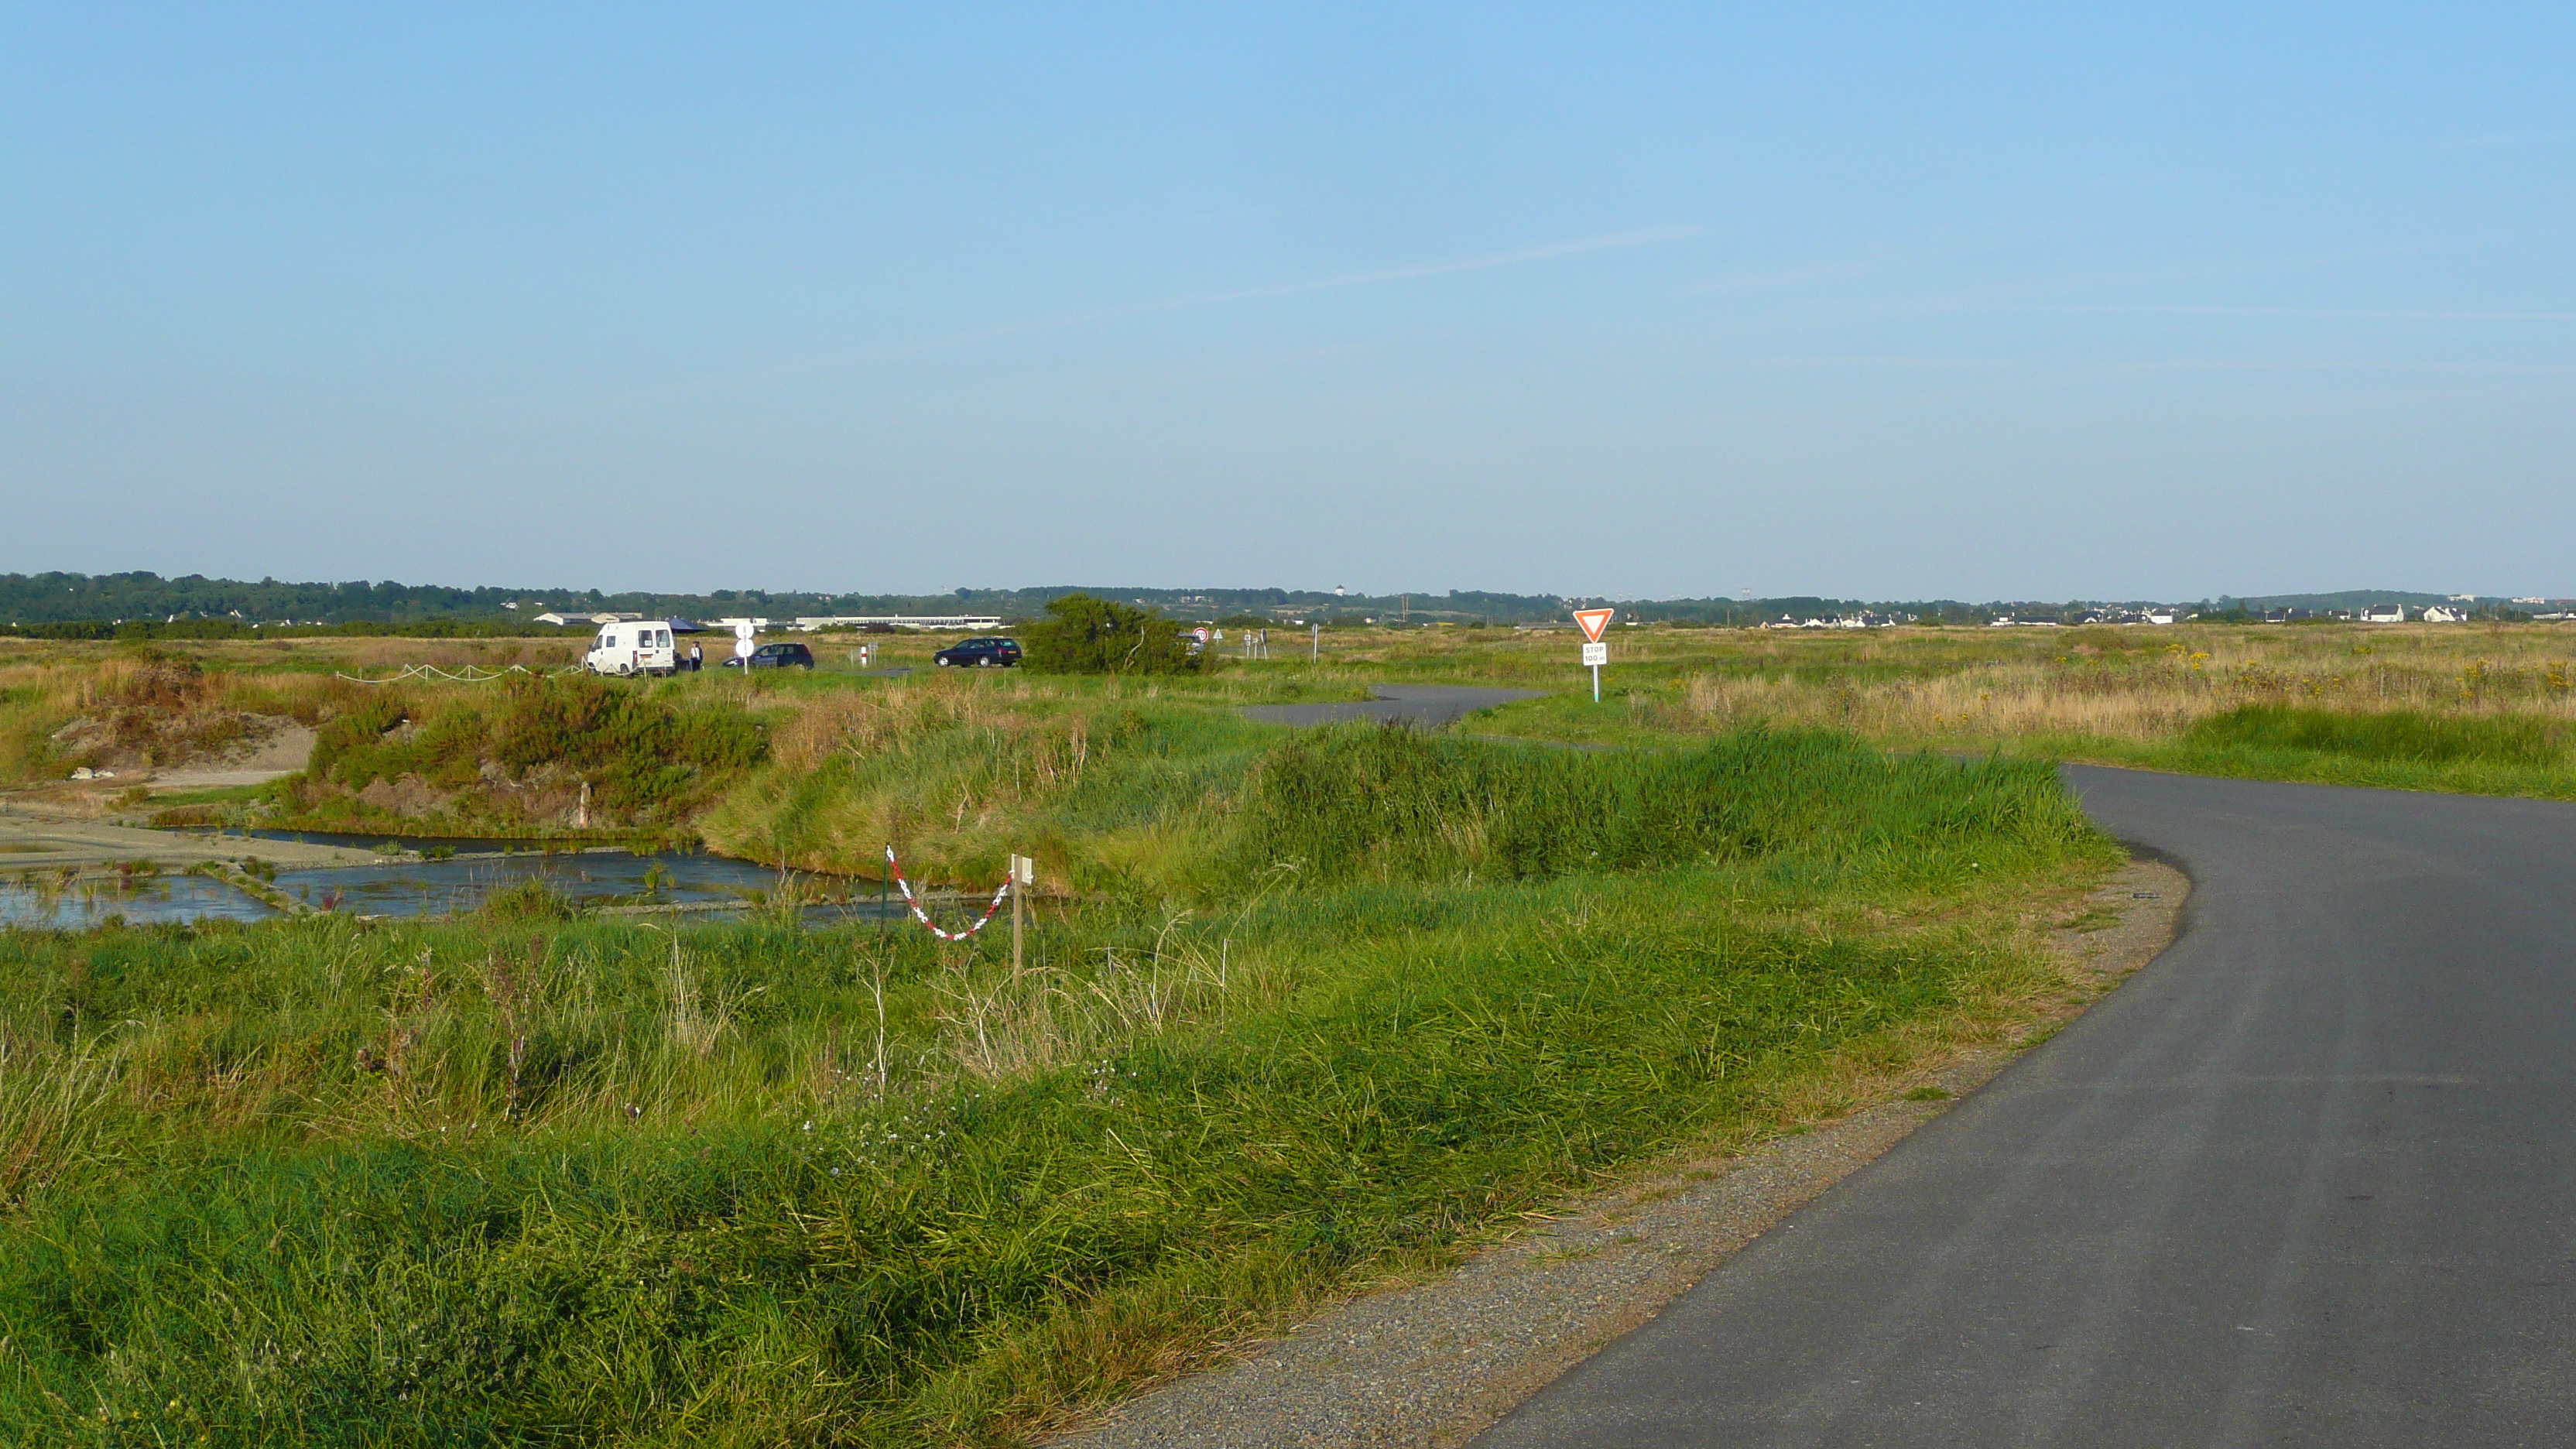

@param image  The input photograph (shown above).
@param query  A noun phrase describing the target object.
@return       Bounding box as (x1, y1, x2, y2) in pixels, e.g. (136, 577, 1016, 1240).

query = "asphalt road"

(1475, 766, 2576, 1447)
(1241, 684, 1546, 729)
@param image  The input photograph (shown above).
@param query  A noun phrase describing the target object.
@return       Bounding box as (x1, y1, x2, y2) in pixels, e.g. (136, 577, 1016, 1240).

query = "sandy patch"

(146, 718, 315, 791)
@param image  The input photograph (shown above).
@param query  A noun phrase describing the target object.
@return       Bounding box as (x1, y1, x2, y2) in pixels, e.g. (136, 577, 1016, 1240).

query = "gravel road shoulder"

(1045, 858, 2187, 1449)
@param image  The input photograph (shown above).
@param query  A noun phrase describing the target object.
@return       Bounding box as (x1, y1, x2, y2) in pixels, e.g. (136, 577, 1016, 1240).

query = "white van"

(584, 621, 678, 677)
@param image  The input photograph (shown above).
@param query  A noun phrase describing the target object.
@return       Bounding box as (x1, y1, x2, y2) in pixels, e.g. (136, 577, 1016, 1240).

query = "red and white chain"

(884, 844, 1012, 940)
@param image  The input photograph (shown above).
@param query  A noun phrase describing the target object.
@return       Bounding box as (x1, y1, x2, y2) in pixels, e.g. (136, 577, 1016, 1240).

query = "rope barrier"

(884, 844, 1012, 941)
(332, 664, 574, 685)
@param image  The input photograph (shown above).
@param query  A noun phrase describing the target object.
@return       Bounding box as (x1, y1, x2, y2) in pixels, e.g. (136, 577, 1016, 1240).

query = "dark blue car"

(933, 636, 1022, 668)
(721, 641, 815, 670)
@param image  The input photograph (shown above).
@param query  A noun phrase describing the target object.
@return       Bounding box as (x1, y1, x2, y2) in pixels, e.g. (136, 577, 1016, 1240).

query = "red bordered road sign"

(1572, 608, 1615, 642)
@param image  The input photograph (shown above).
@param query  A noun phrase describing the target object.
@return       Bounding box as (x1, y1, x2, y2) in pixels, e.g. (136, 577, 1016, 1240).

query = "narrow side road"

(1475, 766, 2576, 1447)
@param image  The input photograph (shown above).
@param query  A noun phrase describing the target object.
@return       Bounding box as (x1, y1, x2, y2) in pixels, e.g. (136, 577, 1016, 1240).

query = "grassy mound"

(0, 653, 344, 786)
(286, 676, 767, 833)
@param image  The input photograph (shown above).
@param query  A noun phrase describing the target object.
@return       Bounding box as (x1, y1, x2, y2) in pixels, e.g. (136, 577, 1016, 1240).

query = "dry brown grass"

(1649, 627, 2576, 748)
(1362, 621, 2576, 753)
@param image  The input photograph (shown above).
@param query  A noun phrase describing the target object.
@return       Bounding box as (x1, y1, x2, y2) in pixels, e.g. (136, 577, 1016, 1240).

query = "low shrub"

(478, 878, 580, 921)
(1021, 594, 1200, 676)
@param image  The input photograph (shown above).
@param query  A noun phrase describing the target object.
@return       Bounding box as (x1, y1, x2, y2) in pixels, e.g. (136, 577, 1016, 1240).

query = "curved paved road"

(1477, 766, 2576, 1447)
(1241, 684, 1545, 729)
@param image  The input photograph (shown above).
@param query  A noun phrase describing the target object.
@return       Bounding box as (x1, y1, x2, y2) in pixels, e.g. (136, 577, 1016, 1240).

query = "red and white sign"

(1572, 608, 1615, 642)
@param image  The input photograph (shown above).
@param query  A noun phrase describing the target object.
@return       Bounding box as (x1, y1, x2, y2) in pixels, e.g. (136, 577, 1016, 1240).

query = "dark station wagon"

(722, 641, 816, 670)
(933, 636, 1022, 669)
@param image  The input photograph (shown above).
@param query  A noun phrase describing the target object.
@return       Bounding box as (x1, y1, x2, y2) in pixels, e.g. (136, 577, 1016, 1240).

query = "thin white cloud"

(1684, 260, 1886, 294)
(1698, 353, 2575, 375)
(2006, 303, 2576, 324)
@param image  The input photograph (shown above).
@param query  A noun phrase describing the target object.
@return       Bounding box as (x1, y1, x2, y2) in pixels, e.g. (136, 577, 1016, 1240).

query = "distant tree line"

(2, 571, 2524, 633)
(0, 618, 586, 642)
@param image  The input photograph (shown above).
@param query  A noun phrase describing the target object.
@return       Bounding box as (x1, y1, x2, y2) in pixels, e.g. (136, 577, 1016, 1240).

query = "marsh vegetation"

(0, 672, 2110, 1444)
(4, 617, 2563, 1443)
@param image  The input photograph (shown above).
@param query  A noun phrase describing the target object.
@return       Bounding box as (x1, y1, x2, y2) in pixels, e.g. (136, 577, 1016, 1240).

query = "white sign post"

(1572, 608, 1615, 701)
(1008, 852, 1035, 973)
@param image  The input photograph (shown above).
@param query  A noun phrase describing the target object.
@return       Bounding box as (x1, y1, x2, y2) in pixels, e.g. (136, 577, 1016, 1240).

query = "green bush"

(1020, 594, 1200, 676)
(308, 691, 416, 780)
(488, 677, 767, 814)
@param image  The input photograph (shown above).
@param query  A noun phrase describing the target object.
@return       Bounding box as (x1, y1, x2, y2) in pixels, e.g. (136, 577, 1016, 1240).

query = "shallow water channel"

(2, 847, 913, 930)
(0, 872, 275, 930)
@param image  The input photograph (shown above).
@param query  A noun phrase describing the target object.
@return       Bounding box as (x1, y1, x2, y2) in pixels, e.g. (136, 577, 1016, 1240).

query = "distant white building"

(2358, 605, 2407, 624)
(786, 615, 1001, 632)
(535, 611, 641, 627)
(2420, 605, 2469, 624)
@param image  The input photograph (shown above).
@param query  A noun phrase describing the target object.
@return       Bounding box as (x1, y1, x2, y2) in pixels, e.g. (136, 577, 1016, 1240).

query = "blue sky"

(5, 5, 2570, 600)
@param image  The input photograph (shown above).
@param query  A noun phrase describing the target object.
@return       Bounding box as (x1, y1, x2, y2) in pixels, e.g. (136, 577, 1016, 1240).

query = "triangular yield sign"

(1572, 608, 1615, 642)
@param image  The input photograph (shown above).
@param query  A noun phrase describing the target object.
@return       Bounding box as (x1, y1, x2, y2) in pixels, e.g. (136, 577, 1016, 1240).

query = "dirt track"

(0, 808, 381, 870)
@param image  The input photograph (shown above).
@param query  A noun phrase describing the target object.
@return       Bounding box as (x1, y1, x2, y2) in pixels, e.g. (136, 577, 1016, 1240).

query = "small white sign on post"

(1571, 608, 1615, 701)
(1008, 853, 1036, 971)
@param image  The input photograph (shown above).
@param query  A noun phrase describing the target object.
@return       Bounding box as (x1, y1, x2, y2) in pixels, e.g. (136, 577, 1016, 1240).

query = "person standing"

(688, 640, 703, 672)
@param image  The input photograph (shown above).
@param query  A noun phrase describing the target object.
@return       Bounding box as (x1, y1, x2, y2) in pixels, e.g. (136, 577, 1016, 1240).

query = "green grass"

(1240, 724, 2091, 888)
(2180, 703, 2562, 766)
(2049, 748, 2576, 801)
(2002, 704, 2576, 800)
(1476, 683, 2576, 804)
(2053, 702, 2576, 797)
(0, 712, 2116, 1446)
(139, 783, 274, 808)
